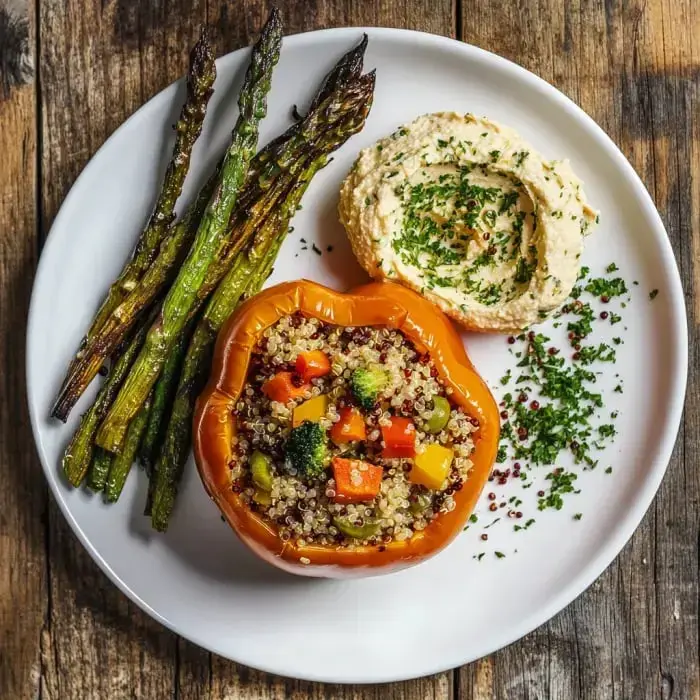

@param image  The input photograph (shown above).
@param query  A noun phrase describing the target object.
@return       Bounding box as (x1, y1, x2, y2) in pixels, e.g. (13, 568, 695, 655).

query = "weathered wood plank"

(459, 1, 700, 698)
(0, 2, 45, 699)
(38, 1, 202, 698)
(26, 0, 699, 698)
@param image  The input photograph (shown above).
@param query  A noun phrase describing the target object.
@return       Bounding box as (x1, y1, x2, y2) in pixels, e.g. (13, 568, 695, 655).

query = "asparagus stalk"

(91, 31, 216, 330)
(61, 309, 156, 487)
(104, 394, 153, 503)
(185, 71, 379, 324)
(52, 32, 215, 422)
(87, 447, 113, 492)
(51, 37, 370, 422)
(308, 34, 368, 113)
(96, 9, 283, 453)
(51, 160, 220, 422)
(139, 317, 196, 470)
(251, 33, 368, 177)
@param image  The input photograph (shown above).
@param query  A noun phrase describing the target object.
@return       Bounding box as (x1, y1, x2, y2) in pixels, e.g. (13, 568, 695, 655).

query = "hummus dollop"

(339, 113, 597, 331)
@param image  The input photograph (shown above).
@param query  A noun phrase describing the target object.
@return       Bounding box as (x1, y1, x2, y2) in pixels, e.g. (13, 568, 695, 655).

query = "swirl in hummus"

(339, 113, 598, 331)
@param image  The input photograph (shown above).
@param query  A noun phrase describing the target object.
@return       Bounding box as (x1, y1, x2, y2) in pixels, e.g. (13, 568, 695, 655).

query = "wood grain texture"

(459, 1, 700, 698)
(0, 0, 695, 698)
(0, 2, 45, 698)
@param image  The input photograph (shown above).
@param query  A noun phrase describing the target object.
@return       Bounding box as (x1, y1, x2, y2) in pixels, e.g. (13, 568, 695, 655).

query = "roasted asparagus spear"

(104, 394, 153, 503)
(50, 33, 370, 423)
(61, 307, 157, 487)
(96, 8, 283, 453)
(52, 31, 215, 422)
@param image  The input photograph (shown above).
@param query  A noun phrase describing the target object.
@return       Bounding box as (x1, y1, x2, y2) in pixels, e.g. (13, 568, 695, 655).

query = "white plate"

(27, 28, 687, 683)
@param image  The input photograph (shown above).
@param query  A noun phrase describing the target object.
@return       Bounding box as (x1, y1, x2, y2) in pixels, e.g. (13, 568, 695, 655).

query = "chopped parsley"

(584, 277, 628, 298)
(515, 151, 529, 167)
(537, 470, 579, 511)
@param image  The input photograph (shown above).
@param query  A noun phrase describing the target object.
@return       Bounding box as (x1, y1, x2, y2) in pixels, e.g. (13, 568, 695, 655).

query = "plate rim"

(27, 25, 689, 684)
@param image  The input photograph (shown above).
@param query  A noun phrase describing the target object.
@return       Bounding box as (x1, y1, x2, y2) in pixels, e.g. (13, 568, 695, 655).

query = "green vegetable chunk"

(250, 450, 274, 491)
(284, 421, 329, 478)
(332, 515, 380, 540)
(350, 366, 388, 410)
(409, 492, 432, 514)
(425, 395, 451, 434)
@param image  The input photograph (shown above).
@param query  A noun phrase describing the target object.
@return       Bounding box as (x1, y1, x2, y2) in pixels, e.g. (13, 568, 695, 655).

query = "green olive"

(332, 515, 381, 540)
(252, 488, 272, 506)
(250, 450, 274, 491)
(425, 395, 451, 434)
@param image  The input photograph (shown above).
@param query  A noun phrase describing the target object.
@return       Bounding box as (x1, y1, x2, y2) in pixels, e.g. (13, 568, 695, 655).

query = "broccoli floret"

(350, 366, 388, 410)
(284, 421, 329, 478)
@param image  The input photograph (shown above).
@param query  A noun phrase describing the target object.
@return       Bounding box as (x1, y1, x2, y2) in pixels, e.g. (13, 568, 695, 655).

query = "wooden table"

(1, 0, 698, 697)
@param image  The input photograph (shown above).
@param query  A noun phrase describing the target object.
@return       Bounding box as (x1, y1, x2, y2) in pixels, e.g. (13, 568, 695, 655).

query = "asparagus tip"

(189, 26, 216, 98)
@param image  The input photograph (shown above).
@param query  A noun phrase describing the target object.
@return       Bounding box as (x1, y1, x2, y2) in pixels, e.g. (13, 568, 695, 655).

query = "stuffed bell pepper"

(194, 280, 499, 577)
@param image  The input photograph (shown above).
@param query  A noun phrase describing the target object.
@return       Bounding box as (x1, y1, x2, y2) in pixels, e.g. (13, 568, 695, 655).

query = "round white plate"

(28, 28, 687, 683)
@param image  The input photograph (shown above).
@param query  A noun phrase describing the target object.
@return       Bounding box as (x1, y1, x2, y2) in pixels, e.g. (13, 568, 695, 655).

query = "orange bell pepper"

(331, 457, 383, 504)
(194, 280, 500, 579)
(330, 406, 367, 443)
(295, 350, 331, 381)
(381, 417, 416, 458)
(262, 371, 310, 403)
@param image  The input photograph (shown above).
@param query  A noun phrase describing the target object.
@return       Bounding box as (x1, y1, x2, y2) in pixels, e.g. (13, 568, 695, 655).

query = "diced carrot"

(295, 350, 331, 381)
(381, 417, 416, 458)
(330, 406, 367, 443)
(332, 457, 383, 504)
(262, 371, 310, 404)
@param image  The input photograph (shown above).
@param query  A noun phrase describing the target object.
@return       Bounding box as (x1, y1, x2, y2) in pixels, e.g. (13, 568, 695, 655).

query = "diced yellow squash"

(292, 394, 329, 427)
(410, 444, 454, 490)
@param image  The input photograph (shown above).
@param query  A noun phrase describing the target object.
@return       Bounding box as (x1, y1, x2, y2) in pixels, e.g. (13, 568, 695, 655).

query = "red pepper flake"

(530, 400, 540, 410)
(548, 347, 559, 356)
(537, 490, 545, 497)
(600, 311, 609, 320)
(601, 295, 610, 303)
(572, 352, 581, 361)
(500, 410, 509, 420)
(488, 492, 496, 501)
(489, 503, 498, 512)
(518, 392, 528, 403)
(507, 336, 516, 345)
(481, 533, 488, 541)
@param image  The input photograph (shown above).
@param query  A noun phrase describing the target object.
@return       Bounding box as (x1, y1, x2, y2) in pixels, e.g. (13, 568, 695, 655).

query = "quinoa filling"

(230, 313, 476, 547)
